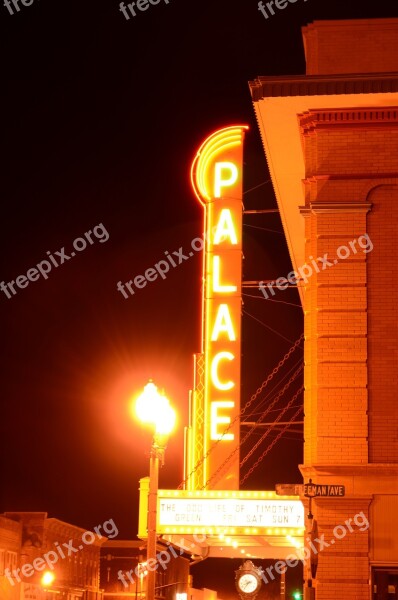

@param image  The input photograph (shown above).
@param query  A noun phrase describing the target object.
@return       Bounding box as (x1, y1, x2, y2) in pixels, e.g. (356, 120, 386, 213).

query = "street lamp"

(41, 571, 56, 598)
(136, 381, 176, 600)
(41, 571, 55, 587)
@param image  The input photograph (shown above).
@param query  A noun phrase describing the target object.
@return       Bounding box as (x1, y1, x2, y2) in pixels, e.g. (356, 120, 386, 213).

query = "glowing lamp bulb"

(155, 403, 176, 435)
(41, 571, 55, 587)
(135, 381, 169, 424)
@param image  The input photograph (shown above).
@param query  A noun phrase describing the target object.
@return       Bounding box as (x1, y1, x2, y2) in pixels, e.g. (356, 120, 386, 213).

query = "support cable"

(240, 403, 304, 485)
(177, 333, 304, 489)
(204, 367, 303, 489)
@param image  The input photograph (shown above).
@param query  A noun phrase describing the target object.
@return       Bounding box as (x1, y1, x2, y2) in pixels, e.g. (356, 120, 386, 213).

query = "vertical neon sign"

(190, 125, 248, 490)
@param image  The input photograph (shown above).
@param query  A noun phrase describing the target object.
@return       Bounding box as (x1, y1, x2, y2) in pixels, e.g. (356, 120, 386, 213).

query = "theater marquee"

(157, 490, 304, 536)
(186, 125, 249, 490)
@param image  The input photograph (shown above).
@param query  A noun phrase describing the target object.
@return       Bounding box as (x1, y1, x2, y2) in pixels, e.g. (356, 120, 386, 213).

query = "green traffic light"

(293, 593, 301, 600)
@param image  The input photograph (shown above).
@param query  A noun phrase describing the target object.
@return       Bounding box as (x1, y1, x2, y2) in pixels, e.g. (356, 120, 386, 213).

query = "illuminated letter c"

(211, 352, 235, 391)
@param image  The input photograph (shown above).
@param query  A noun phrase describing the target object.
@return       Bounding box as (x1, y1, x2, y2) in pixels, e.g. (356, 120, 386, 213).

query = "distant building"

(100, 540, 145, 599)
(3, 512, 104, 600)
(0, 515, 21, 600)
(100, 540, 189, 600)
(250, 17, 398, 600)
(100, 540, 224, 600)
(188, 588, 223, 600)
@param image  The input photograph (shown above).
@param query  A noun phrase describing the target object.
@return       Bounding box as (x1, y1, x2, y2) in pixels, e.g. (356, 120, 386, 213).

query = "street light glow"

(135, 380, 176, 600)
(136, 381, 169, 424)
(155, 402, 176, 435)
(135, 381, 176, 436)
(41, 571, 55, 587)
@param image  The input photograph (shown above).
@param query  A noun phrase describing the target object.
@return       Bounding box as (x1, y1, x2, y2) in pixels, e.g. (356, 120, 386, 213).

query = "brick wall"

(367, 185, 398, 462)
(313, 499, 370, 600)
(302, 19, 398, 75)
(299, 108, 398, 599)
(300, 110, 398, 470)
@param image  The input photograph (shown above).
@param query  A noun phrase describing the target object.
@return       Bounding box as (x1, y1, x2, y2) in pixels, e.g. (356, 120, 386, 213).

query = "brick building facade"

(100, 539, 190, 600)
(250, 18, 398, 600)
(0, 515, 22, 600)
(2, 512, 104, 600)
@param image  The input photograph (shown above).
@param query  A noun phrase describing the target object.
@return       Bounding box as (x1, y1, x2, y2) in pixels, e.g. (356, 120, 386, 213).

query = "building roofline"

(249, 73, 398, 101)
(303, 17, 398, 27)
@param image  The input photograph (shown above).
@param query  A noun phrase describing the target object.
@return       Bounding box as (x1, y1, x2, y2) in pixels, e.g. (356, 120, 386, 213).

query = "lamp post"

(41, 571, 56, 599)
(136, 381, 176, 600)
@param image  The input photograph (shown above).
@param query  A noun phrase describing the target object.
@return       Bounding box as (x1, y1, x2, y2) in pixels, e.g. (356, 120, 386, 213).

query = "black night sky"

(1, 0, 396, 596)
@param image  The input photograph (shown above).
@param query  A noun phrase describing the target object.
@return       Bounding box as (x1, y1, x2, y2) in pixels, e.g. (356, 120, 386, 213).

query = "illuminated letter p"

(214, 162, 238, 198)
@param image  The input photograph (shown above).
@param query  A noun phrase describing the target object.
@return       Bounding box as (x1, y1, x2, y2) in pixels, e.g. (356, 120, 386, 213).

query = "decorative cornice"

(301, 464, 398, 475)
(249, 73, 398, 101)
(308, 202, 372, 214)
(303, 173, 398, 181)
(299, 206, 311, 216)
(299, 108, 398, 133)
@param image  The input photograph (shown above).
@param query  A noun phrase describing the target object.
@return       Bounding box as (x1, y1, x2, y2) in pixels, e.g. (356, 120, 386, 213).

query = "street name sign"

(303, 483, 345, 497)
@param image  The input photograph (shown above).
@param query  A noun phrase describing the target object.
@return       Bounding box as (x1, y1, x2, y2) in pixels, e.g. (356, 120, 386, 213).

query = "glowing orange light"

(135, 381, 176, 435)
(213, 209, 238, 245)
(210, 401, 235, 440)
(210, 352, 235, 391)
(41, 571, 55, 587)
(212, 256, 237, 293)
(191, 125, 248, 204)
(214, 162, 239, 198)
(211, 304, 236, 342)
(188, 124, 247, 490)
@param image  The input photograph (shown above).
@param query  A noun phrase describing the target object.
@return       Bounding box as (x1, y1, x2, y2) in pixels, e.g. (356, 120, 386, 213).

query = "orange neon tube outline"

(190, 125, 249, 204)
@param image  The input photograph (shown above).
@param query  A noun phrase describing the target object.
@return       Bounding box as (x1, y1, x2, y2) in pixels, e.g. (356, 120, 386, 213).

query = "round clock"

(237, 573, 259, 594)
(235, 560, 262, 598)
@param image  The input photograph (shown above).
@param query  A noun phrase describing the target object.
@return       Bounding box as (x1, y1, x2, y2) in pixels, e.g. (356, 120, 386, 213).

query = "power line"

(178, 334, 304, 489)
(243, 223, 284, 234)
(243, 356, 303, 421)
(243, 292, 302, 308)
(243, 404, 303, 418)
(243, 180, 271, 195)
(205, 365, 303, 489)
(240, 403, 304, 485)
(243, 309, 295, 344)
(240, 387, 303, 469)
(239, 367, 303, 458)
